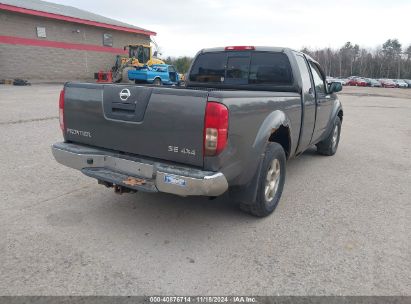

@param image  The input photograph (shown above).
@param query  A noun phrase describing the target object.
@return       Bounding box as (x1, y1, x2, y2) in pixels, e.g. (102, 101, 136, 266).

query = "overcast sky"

(53, 0, 411, 57)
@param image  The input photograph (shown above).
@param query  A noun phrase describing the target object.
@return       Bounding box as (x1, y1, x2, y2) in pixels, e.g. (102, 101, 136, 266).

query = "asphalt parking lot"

(0, 84, 410, 296)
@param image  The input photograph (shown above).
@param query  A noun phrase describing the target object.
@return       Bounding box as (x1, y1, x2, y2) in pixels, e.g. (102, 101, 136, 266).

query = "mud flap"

(229, 153, 265, 205)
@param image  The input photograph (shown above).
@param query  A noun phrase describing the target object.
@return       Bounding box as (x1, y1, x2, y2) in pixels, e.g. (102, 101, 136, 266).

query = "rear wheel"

(112, 74, 122, 83)
(153, 78, 162, 86)
(239, 143, 286, 217)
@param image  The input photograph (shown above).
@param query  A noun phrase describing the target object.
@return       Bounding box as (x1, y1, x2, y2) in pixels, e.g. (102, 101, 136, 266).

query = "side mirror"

(329, 82, 342, 93)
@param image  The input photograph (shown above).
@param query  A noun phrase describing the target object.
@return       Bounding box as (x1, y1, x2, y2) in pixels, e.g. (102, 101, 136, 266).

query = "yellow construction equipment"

(123, 44, 164, 66)
(111, 44, 165, 83)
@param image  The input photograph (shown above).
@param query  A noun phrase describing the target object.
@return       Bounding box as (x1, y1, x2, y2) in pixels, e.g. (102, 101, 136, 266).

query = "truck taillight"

(59, 89, 65, 131)
(204, 102, 228, 156)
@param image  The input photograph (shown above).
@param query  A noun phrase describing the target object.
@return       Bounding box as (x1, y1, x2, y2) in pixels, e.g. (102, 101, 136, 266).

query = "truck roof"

(200, 46, 293, 53)
(187, 46, 323, 92)
(199, 46, 318, 66)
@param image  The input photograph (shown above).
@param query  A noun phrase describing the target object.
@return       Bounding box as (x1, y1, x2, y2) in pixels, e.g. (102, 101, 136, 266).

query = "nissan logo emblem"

(119, 88, 131, 101)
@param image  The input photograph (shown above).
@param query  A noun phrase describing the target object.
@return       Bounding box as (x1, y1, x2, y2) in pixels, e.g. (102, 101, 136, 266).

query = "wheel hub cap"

(332, 125, 339, 149)
(264, 159, 281, 202)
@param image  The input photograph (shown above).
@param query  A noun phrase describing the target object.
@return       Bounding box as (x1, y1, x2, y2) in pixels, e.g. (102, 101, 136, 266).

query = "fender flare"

(152, 76, 162, 83)
(331, 98, 343, 120)
(252, 110, 292, 157)
(323, 98, 343, 139)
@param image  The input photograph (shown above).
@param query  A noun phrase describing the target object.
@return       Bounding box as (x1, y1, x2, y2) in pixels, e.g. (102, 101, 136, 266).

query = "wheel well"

(337, 109, 343, 122)
(268, 125, 290, 158)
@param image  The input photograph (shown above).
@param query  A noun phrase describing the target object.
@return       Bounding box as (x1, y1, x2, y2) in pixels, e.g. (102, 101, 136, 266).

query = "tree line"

(302, 39, 411, 79)
(164, 39, 411, 79)
(163, 56, 193, 75)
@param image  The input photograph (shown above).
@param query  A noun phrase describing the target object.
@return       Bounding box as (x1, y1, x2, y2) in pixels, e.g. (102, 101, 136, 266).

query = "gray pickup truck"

(52, 46, 343, 217)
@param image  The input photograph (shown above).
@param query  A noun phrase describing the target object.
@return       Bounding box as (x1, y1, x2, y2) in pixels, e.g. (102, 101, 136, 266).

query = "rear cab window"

(189, 52, 227, 83)
(189, 51, 293, 88)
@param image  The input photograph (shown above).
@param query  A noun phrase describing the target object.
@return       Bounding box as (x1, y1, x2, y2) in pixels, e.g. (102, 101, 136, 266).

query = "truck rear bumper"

(51, 142, 228, 197)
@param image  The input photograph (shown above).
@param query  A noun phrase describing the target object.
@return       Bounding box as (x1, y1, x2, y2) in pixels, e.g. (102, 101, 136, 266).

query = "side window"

(168, 66, 176, 73)
(295, 54, 313, 93)
(130, 48, 138, 58)
(309, 62, 326, 94)
(143, 47, 150, 63)
(137, 46, 144, 63)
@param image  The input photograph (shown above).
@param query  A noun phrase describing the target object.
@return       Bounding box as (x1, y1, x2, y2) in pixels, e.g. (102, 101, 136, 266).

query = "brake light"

(204, 102, 228, 156)
(225, 46, 255, 51)
(59, 89, 65, 131)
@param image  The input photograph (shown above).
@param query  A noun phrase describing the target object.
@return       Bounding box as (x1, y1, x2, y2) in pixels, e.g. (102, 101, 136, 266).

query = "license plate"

(163, 175, 186, 187)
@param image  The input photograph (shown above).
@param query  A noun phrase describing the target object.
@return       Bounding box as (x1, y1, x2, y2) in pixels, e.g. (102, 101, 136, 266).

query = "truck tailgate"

(63, 83, 207, 167)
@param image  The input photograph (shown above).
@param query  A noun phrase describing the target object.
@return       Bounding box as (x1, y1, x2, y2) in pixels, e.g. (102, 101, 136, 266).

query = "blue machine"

(127, 64, 180, 85)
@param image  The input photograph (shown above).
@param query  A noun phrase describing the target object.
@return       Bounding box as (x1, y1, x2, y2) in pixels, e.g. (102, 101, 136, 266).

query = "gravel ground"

(0, 84, 410, 296)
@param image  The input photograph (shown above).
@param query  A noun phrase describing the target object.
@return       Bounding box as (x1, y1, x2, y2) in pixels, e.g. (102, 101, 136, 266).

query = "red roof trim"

(0, 3, 156, 36)
(0, 35, 128, 54)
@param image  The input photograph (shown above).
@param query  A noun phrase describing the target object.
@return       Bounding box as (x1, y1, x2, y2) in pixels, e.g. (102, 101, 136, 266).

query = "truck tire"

(153, 78, 162, 86)
(120, 67, 133, 83)
(239, 142, 286, 217)
(316, 116, 341, 156)
(113, 74, 122, 83)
